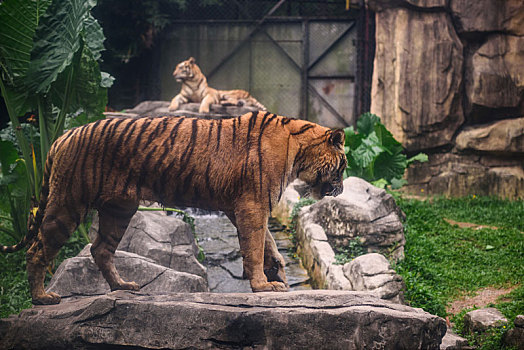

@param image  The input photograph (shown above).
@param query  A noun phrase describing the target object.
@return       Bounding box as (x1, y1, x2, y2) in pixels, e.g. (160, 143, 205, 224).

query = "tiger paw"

(32, 291, 61, 305)
(251, 281, 289, 292)
(111, 281, 140, 291)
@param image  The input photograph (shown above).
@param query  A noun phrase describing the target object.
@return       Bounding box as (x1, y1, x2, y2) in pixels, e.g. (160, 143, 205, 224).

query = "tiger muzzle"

(321, 182, 343, 197)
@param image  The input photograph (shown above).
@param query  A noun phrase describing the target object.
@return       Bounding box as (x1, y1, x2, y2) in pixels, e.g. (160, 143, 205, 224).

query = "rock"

(450, 0, 524, 35)
(456, 118, 524, 154)
(89, 211, 207, 278)
(464, 307, 508, 333)
(440, 329, 469, 350)
(0, 290, 447, 349)
(504, 315, 524, 349)
(367, 0, 447, 11)
(515, 315, 524, 327)
(343, 253, 405, 304)
(272, 180, 301, 226)
(466, 35, 524, 117)
(370, 7, 464, 151)
(112, 101, 260, 119)
(46, 245, 208, 299)
(301, 177, 405, 261)
(405, 153, 524, 199)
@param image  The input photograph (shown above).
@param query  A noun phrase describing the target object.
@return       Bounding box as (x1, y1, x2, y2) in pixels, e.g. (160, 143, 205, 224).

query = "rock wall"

(366, 0, 524, 198)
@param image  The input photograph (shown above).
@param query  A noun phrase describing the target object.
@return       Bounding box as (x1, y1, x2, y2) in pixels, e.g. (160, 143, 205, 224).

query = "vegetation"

(286, 198, 317, 259)
(394, 195, 523, 349)
(0, 0, 112, 243)
(343, 113, 427, 189)
(0, 0, 110, 318)
(333, 237, 365, 265)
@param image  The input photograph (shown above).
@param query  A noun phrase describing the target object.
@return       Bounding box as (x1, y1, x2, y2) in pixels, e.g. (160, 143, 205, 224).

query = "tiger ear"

(329, 129, 345, 149)
(188, 57, 196, 64)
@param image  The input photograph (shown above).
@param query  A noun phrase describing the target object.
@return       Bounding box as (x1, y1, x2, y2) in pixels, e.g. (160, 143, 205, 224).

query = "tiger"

(0, 111, 347, 305)
(168, 57, 267, 113)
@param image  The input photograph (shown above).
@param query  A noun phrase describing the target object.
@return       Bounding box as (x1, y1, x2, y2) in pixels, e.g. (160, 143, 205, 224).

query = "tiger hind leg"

(26, 209, 79, 305)
(91, 202, 139, 292)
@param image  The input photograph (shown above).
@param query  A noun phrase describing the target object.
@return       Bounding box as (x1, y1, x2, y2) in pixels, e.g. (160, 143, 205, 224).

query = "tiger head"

(297, 129, 347, 200)
(173, 57, 201, 82)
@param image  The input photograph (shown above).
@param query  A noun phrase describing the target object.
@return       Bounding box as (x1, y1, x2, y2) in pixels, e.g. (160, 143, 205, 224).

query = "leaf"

(371, 178, 388, 189)
(25, 0, 96, 94)
(407, 153, 429, 166)
(373, 150, 407, 182)
(0, 0, 51, 86)
(390, 177, 408, 190)
(344, 126, 363, 150)
(100, 72, 115, 89)
(0, 140, 19, 176)
(374, 122, 403, 155)
(357, 112, 381, 136)
(83, 13, 105, 61)
(352, 131, 383, 170)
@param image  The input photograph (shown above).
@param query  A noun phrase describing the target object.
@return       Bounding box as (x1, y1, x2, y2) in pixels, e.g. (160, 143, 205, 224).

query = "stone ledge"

(0, 290, 446, 350)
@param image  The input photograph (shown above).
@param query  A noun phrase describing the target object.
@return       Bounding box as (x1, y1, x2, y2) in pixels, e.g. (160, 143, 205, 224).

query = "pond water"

(187, 209, 311, 292)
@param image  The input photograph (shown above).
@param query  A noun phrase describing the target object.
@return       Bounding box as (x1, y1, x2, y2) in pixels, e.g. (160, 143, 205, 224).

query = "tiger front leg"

(235, 207, 288, 292)
(264, 228, 288, 287)
(169, 94, 187, 111)
(198, 94, 215, 113)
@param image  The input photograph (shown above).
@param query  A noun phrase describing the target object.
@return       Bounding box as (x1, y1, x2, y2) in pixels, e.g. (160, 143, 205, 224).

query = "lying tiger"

(168, 57, 267, 113)
(0, 111, 346, 305)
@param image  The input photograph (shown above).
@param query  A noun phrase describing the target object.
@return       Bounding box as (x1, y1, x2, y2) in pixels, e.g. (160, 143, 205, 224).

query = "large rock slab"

(90, 210, 207, 278)
(300, 177, 405, 261)
(464, 307, 508, 333)
(343, 253, 405, 304)
(466, 35, 524, 116)
(46, 245, 208, 298)
(450, 0, 524, 35)
(456, 118, 524, 154)
(370, 7, 464, 151)
(0, 290, 447, 349)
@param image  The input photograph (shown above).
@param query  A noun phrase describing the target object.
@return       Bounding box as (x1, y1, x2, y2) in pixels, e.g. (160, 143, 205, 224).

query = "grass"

(393, 195, 523, 349)
(0, 224, 88, 318)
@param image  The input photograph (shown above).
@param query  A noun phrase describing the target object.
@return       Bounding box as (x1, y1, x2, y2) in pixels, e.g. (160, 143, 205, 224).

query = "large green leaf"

(356, 112, 381, 137)
(25, 0, 96, 94)
(0, 0, 51, 86)
(373, 150, 407, 183)
(0, 140, 19, 176)
(83, 13, 105, 61)
(352, 131, 383, 170)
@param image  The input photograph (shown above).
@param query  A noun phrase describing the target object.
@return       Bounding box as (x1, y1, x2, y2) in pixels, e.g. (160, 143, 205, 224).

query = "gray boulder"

(440, 329, 468, 350)
(464, 307, 508, 333)
(343, 253, 405, 304)
(90, 210, 207, 278)
(301, 176, 405, 261)
(0, 290, 447, 350)
(504, 315, 524, 349)
(46, 245, 208, 298)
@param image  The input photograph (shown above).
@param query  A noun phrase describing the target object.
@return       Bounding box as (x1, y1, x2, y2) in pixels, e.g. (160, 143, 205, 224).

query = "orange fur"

(1, 112, 346, 305)
(168, 57, 267, 113)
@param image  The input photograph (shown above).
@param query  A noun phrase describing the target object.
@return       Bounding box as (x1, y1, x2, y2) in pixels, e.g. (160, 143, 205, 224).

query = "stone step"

(0, 290, 446, 350)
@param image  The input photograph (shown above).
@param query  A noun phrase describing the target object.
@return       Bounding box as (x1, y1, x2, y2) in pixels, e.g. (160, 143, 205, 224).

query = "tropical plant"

(343, 113, 427, 189)
(0, 0, 112, 241)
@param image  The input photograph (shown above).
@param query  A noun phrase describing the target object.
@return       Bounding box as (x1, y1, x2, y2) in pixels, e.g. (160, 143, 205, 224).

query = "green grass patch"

(0, 225, 88, 318)
(394, 196, 523, 348)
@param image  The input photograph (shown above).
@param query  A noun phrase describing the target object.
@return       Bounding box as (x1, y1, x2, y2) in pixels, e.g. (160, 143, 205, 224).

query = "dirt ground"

(447, 286, 517, 315)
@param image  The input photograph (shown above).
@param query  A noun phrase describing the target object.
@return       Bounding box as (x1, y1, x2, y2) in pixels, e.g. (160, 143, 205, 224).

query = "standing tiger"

(168, 57, 267, 113)
(0, 111, 346, 305)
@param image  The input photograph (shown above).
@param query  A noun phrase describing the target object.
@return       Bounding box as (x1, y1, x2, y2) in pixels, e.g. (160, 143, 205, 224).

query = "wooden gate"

(158, 1, 373, 128)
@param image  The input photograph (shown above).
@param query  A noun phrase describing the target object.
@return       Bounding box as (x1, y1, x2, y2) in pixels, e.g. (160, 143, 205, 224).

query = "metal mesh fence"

(105, 0, 374, 127)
